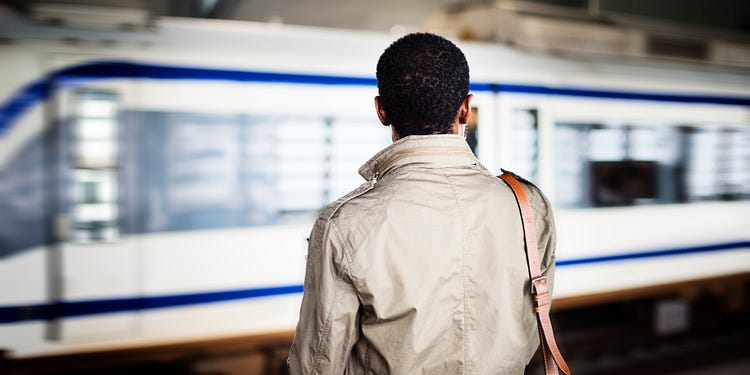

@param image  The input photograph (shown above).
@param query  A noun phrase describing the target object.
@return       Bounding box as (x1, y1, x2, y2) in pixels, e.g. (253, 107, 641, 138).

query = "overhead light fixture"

(29, 2, 152, 31)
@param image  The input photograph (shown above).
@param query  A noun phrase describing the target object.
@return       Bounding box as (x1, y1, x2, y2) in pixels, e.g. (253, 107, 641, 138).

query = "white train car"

(1, 9, 749, 360)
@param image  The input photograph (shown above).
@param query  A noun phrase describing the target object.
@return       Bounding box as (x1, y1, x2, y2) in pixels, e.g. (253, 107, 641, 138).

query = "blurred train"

(1, 7, 749, 361)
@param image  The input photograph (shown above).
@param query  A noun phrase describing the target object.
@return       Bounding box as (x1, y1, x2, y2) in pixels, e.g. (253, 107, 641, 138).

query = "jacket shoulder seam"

(329, 219, 354, 277)
(319, 182, 373, 221)
(318, 182, 373, 220)
(497, 170, 551, 218)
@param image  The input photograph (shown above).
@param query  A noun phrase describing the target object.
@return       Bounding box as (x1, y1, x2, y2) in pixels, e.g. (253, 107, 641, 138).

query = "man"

(288, 33, 556, 374)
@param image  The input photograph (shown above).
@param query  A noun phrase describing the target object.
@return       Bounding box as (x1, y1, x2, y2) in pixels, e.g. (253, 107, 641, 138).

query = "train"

(1, 6, 749, 363)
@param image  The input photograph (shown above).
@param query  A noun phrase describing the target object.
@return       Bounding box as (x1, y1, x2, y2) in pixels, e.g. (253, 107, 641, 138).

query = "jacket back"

(288, 135, 556, 375)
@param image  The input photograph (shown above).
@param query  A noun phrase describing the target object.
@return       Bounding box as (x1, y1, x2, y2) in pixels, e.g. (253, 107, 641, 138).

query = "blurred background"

(0, 1, 749, 374)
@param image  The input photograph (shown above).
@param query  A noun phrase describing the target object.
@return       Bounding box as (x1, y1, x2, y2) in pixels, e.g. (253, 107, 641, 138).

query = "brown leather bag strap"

(499, 172, 571, 375)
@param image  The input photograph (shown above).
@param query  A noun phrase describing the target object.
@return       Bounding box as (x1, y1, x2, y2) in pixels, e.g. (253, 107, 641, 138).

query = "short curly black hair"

(376, 33, 470, 136)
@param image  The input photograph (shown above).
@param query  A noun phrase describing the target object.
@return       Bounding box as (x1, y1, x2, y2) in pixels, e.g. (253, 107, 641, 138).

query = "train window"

(276, 117, 391, 222)
(72, 91, 120, 243)
(165, 117, 243, 229)
(275, 118, 329, 219)
(555, 122, 750, 208)
(126, 111, 390, 232)
(510, 109, 539, 183)
(555, 123, 679, 208)
(682, 126, 750, 201)
(330, 118, 392, 198)
(726, 127, 750, 198)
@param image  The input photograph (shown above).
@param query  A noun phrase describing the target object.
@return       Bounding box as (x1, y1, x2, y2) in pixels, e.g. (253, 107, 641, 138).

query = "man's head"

(375, 33, 471, 139)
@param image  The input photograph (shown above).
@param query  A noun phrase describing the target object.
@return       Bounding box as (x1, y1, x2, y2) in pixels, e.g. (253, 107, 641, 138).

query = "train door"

(495, 92, 551, 188)
(47, 56, 139, 341)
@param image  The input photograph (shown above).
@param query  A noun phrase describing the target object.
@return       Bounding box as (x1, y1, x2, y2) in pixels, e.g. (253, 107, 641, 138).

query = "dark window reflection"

(591, 161, 658, 206)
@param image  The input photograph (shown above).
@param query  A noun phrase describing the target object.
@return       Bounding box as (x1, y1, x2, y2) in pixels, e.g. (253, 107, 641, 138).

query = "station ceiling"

(6, 0, 750, 36)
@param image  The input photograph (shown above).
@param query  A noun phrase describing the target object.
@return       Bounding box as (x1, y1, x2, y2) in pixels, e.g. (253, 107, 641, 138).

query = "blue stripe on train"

(556, 240, 750, 266)
(3, 61, 750, 134)
(0, 284, 304, 324)
(0, 240, 748, 324)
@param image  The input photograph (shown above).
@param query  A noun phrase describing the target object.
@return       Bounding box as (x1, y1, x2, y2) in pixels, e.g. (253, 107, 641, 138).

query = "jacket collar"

(359, 134, 477, 182)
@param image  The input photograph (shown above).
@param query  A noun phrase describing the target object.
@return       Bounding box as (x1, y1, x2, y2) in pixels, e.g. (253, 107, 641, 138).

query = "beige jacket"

(288, 135, 556, 375)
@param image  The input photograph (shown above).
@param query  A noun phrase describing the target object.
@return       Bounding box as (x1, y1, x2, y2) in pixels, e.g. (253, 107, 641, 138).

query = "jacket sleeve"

(530, 185, 557, 294)
(288, 218, 360, 375)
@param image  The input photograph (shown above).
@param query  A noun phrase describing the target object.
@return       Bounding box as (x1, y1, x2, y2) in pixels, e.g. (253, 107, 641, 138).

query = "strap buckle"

(530, 276, 547, 295)
(531, 276, 550, 311)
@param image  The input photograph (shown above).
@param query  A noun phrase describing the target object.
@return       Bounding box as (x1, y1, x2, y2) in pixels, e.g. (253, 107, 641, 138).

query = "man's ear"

(374, 96, 389, 126)
(458, 94, 474, 124)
